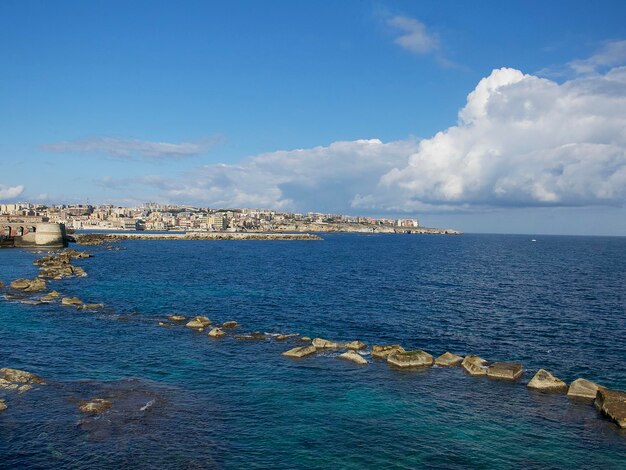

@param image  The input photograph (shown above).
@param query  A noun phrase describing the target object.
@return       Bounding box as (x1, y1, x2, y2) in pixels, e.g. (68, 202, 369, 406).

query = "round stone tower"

(34, 223, 66, 247)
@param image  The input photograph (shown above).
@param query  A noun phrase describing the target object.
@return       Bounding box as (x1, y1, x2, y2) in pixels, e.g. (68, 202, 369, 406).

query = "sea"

(1, 233, 625, 469)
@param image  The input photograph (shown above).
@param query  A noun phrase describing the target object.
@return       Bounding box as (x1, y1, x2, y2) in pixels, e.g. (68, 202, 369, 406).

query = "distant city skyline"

(2, 1, 626, 235)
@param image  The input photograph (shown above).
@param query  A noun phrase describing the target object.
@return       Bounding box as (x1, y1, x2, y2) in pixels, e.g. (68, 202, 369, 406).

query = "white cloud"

(569, 40, 626, 74)
(121, 64, 626, 214)
(388, 16, 438, 54)
(0, 184, 25, 200)
(540, 40, 626, 78)
(42, 136, 215, 160)
(386, 15, 453, 67)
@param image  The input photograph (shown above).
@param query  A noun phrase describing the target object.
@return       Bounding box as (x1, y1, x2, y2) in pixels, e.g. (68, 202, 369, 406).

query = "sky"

(2, 0, 626, 235)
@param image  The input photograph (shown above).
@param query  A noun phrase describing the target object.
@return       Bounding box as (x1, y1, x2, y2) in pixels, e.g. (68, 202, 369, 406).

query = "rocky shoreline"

(1, 245, 624, 433)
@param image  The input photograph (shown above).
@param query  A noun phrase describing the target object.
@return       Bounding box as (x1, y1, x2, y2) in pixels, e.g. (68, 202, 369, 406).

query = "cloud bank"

(118, 64, 626, 214)
(42, 137, 212, 160)
(0, 184, 25, 200)
(367, 66, 626, 210)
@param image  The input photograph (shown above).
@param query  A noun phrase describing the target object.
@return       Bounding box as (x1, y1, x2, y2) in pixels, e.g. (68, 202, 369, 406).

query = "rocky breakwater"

(2, 248, 105, 310)
(75, 232, 322, 245)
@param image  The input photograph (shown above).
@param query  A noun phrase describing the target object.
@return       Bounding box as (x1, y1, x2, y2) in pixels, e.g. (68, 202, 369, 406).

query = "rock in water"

(371, 344, 405, 359)
(61, 297, 83, 306)
(312, 338, 344, 349)
(79, 398, 112, 414)
(345, 340, 367, 350)
(0, 379, 18, 390)
(387, 350, 433, 368)
(10, 278, 47, 292)
(0, 368, 45, 384)
(221, 321, 238, 328)
(24, 278, 47, 292)
(487, 362, 524, 380)
(10, 279, 31, 290)
(282, 345, 317, 358)
(185, 316, 212, 328)
(338, 350, 368, 365)
(208, 327, 225, 338)
(527, 369, 568, 392)
(435, 352, 463, 367)
(594, 389, 626, 428)
(461, 356, 489, 376)
(568, 378, 604, 400)
(40, 291, 61, 303)
(168, 315, 186, 322)
(0, 399, 6, 412)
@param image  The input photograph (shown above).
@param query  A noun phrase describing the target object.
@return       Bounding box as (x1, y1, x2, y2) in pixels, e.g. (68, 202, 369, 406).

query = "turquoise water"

(1, 234, 625, 468)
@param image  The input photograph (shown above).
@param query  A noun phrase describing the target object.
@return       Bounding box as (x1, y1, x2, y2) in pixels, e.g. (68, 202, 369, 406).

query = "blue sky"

(2, 0, 626, 234)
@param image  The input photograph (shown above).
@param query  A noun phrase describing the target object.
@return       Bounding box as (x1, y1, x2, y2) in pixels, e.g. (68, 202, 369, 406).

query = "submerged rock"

(527, 369, 568, 392)
(18, 384, 32, 394)
(312, 338, 344, 349)
(276, 333, 299, 341)
(338, 350, 368, 365)
(461, 356, 489, 376)
(221, 321, 238, 328)
(0, 281, 4, 288)
(168, 315, 187, 322)
(235, 332, 266, 341)
(372, 344, 405, 359)
(345, 340, 367, 350)
(0, 399, 6, 412)
(79, 303, 105, 310)
(185, 316, 212, 328)
(79, 398, 112, 414)
(208, 327, 225, 338)
(0, 368, 45, 384)
(282, 345, 317, 358)
(487, 362, 524, 380)
(387, 350, 433, 368)
(568, 378, 605, 400)
(61, 297, 83, 306)
(435, 352, 464, 367)
(595, 389, 626, 429)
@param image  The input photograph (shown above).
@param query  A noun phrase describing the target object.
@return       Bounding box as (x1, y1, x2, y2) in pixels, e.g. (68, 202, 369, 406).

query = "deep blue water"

(1, 234, 625, 469)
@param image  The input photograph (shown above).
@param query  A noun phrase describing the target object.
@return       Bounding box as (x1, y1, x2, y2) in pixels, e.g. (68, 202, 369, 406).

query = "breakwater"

(2, 246, 625, 432)
(73, 232, 322, 244)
